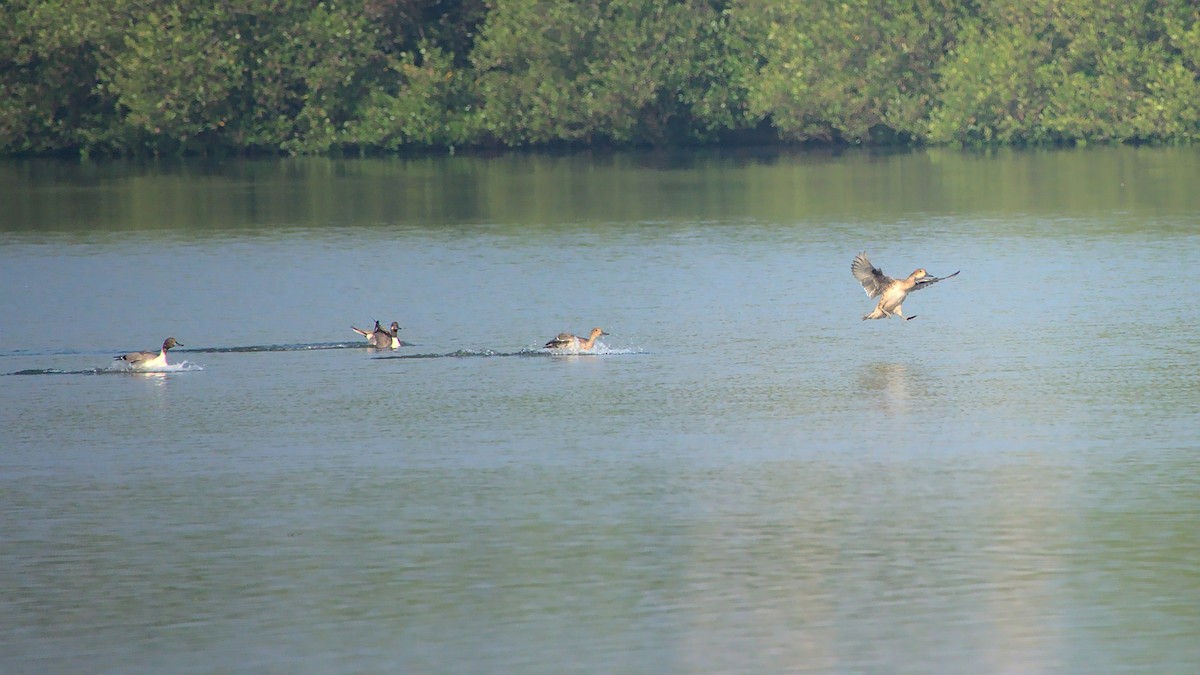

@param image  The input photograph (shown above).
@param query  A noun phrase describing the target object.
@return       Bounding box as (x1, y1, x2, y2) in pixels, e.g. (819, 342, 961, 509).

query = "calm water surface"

(2, 147, 1199, 673)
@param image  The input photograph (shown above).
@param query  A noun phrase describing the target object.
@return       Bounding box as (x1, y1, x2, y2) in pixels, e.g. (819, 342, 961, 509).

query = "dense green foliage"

(2, 0, 1198, 155)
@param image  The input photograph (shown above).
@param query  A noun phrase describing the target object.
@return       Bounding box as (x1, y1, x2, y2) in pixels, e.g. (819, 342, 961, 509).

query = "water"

(2, 147, 1199, 673)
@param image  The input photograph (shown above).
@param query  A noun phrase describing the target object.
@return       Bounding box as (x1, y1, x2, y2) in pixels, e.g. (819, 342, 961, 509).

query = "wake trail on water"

(373, 343, 644, 359)
(3, 342, 643, 373)
(7, 361, 204, 376)
(185, 342, 364, 353)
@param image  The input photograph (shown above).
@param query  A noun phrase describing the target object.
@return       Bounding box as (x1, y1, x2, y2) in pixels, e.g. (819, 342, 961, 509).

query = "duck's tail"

(351, 326, 370, 338)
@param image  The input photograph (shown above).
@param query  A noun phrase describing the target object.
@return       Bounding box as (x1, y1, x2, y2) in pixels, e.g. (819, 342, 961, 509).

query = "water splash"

(541, 342, 641, 356)
(107, 360, 204, 374)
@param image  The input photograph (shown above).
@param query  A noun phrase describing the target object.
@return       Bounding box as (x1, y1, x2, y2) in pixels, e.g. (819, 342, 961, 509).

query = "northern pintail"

(544, 327, 608, 351)
(115, 337, 182, 369)
(352, 321, 402, 348)
(852, 252, 959, 321)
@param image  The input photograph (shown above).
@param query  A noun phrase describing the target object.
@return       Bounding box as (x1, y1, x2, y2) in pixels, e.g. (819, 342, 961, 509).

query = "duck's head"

(163, 337, 182, 350)
(390, 322, 401, 333)
(910, 268, 928, 280)
(590, 328, 609, 338)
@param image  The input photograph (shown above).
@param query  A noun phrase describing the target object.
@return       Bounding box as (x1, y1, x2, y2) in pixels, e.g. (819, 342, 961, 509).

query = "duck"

(352, 321, 401, 349)
(852, 252, 959, 320)
(544, 327, 608, 352)
(115, 337, 182, 369)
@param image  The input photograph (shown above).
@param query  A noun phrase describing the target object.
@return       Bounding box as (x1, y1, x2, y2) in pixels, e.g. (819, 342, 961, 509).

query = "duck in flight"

(352, 320, 402, 348)
(852, 252, 959, 321)
(115, 337, 182, 369)
(544, 327, 608, 352)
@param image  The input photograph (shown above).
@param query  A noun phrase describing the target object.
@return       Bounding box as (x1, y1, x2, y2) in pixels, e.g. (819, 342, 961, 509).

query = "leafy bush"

(346, 43, 480, 150)
(0, 0, 128, 154)
(2, 0, 1198, 155)
(472, 0, 742, 146)
(931, 0, 1200, 145)
(730, 0, 960, 144)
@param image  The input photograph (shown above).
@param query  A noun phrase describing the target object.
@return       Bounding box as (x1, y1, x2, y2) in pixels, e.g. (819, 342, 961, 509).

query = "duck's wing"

(852, 253, 892, 298)
(545, 333, 574, 349)
(374, 329, 401, 348)
(911, 269, 960, 292)
(116, 350, 152, 363)
(351, 325, 371, 338)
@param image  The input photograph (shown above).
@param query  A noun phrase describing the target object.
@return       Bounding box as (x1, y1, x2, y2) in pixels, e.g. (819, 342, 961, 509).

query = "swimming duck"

(352, 321, 402, 348)
(852, 252, 959, 320)
(544, 327, 608, 352)
(115, 337, 182, 369)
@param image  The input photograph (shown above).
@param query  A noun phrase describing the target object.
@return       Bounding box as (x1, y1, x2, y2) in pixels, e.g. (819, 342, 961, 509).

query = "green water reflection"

(3, 147, 1198, 236)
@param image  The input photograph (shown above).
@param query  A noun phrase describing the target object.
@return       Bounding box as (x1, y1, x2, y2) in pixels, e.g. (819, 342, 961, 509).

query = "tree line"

(3, 0, 1198, 156)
